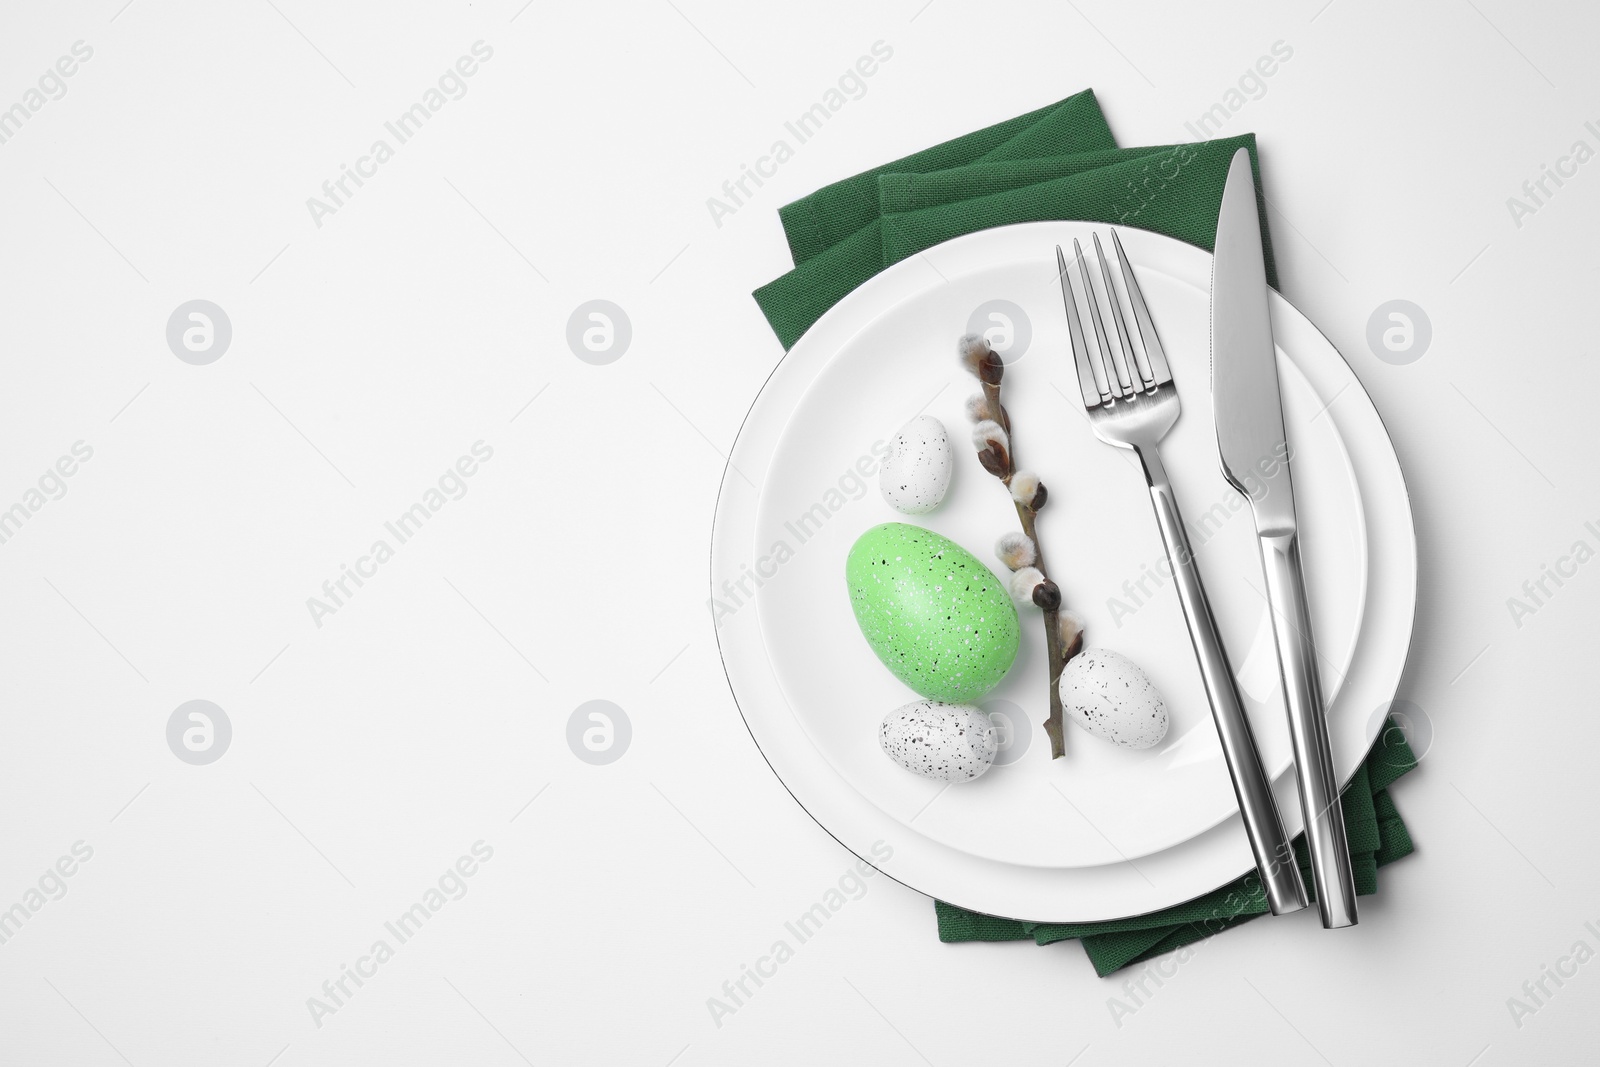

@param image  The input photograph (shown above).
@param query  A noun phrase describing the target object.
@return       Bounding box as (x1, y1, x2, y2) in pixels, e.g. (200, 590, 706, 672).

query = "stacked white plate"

(712, 222, 1415, 922)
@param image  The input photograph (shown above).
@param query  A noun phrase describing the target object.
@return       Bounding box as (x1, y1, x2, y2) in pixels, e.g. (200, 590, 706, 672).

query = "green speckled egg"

(845, 522, 1019, 703)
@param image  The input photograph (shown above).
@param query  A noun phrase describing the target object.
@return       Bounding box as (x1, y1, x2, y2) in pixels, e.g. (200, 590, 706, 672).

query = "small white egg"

(879, 700, 997, 782)
(1058, 647, 1169, 750)
(879, 415, 953, 514)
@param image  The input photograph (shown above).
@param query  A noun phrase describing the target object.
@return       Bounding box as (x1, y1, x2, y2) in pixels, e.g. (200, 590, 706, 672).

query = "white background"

(0, 0, 1596, 1063)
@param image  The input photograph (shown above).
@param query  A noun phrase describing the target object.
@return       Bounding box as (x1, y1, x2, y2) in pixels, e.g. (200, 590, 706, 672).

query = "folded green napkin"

(750, 90, 1417, 976)
(876, 136, 1277, 283)
(935, 726, 1416, 976)
(756, 88, 1117, 350)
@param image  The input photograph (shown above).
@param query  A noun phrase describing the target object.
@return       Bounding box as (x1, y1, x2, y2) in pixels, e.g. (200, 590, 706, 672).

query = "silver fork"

(1056, 231, 1308, 916)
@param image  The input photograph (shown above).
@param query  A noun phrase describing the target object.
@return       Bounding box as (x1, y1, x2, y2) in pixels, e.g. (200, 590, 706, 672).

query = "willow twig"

(960, 336, 1084, 759)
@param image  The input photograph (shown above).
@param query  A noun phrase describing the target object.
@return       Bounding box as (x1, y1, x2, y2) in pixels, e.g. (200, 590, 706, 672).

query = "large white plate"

(713, 222, 1415, 921)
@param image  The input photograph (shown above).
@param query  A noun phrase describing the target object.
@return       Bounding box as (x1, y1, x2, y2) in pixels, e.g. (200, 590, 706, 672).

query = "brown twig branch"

(960, 335, 1084, 760)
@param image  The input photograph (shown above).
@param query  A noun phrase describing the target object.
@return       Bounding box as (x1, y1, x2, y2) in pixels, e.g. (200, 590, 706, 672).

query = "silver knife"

(1211, 146, 1358, 928)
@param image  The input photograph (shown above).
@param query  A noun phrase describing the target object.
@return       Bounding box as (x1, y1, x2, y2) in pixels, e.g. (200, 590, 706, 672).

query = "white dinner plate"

(713, 221, 1415, 922)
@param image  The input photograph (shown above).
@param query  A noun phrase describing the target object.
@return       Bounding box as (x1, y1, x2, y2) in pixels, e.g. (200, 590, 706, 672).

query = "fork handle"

(1259, 530, 1359, 928)
(1138, 447, 1308, 915)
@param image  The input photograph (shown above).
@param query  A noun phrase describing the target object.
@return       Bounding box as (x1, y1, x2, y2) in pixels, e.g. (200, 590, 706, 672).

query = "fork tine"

(1110, 228, 1172, 386)
(1093, 232, 1154, 392)
(1075, 238, 1132, 398)
(1056, 244, 1108, 407)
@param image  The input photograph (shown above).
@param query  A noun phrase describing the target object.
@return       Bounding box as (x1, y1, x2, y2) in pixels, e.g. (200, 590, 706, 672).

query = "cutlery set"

(1054, 148, 1355, 927)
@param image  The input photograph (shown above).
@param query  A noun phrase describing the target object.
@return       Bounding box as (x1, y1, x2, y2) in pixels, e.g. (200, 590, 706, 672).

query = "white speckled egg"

(879, 700, 997, 782)
(1058, 648, 1169, 750)
(879, 415, 953, 514)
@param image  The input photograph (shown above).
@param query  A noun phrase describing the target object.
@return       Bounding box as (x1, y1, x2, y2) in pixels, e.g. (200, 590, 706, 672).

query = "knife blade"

(1212, 149, 1293, 528)
(1210, 147, 1359, 929)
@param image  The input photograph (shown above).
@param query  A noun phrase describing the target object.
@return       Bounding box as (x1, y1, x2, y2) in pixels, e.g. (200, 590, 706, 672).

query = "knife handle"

(1259, 529, 1359, 929)
(1138, 448, 1308, 916)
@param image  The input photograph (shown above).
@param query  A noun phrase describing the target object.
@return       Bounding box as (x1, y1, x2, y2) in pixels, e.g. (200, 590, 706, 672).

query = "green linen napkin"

(749, 90, 1417, 975)
(755, 89, 1117, 350)
(876, 136, 1277, 284)
(778, 89, 1115, 266)
(934, 726, 1417, 976)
